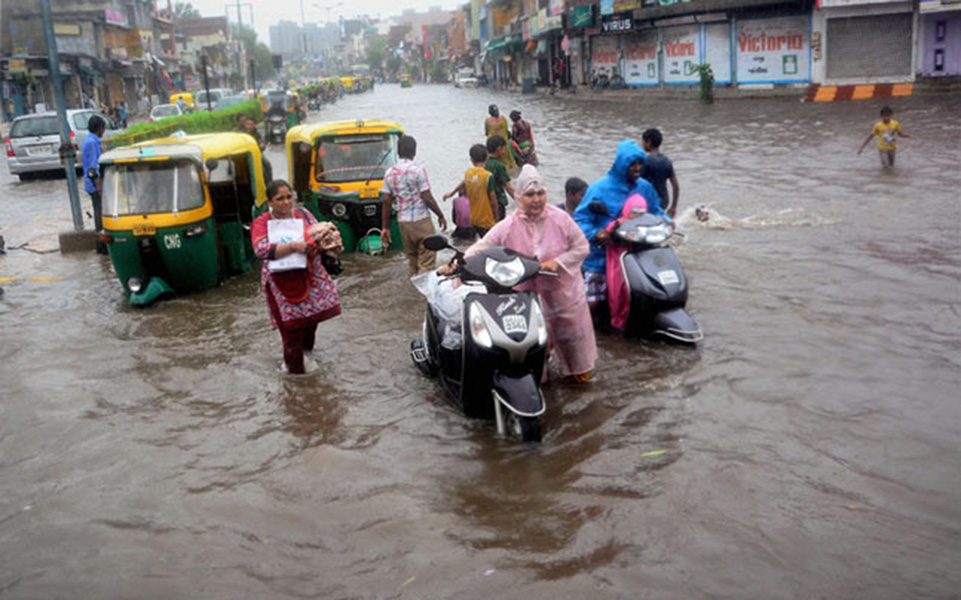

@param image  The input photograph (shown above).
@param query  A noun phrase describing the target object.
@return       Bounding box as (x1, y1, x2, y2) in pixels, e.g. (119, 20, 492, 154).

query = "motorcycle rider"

(572, 140, 665, 324)
(265, 100, 287, 141)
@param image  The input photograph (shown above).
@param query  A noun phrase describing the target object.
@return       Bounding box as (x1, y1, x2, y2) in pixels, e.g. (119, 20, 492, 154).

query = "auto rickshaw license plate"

(359, 187, 380, 199)
(133, 224, 156, 236)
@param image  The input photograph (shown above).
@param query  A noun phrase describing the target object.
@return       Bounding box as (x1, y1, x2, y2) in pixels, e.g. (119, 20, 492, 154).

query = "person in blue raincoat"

(573, 139, 664, 320)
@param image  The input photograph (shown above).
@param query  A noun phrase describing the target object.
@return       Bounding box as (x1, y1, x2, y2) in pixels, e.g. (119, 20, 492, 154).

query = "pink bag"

(452, 195, 472, 228)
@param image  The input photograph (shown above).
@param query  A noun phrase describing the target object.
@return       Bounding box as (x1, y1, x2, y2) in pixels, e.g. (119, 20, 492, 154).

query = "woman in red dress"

(251, 180, 342, 374)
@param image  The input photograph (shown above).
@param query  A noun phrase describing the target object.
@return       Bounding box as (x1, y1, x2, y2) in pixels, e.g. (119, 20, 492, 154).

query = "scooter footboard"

(491, 372, 545, 417)
(652, 308, 703, 343)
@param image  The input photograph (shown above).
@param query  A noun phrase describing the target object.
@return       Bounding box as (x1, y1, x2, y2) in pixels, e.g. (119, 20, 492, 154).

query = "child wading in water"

(444, 144, 498, 238)
(858, 106, 917, 169)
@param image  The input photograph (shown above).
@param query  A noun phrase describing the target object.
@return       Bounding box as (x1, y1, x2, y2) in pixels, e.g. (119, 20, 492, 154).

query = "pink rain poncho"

(605, 193, 648, 331)
(466, 166, 597, 377)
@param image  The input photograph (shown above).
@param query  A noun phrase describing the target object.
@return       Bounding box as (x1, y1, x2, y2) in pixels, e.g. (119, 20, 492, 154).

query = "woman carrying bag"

(252, 180, 343, 374)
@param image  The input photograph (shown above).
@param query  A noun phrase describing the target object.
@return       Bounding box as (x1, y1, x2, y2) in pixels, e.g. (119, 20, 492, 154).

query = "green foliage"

(232, 25, 276, 83)
(697, 63, 715, 104)
(105, 100, 263, 150)
(386, 54, 402, 76)
(366, 35, 388, 71)
(428, 60, 446, 83)
(173, 1, 201, 20)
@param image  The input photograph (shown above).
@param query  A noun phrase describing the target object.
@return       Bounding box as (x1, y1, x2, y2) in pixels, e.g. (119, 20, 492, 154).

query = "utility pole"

(201, 55, 213, 111)
(40, 0, 84, 235)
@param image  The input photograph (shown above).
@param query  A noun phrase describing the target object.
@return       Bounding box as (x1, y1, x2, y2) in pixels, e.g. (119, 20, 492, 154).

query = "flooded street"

(1, 86, 960, 599)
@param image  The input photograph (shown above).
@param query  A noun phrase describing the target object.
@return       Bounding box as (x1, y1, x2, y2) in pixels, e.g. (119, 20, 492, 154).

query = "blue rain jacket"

(573, 140, 664, 273)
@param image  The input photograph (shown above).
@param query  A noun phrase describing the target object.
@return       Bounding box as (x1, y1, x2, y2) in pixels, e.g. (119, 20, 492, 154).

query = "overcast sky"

(187, 0, 463, 45)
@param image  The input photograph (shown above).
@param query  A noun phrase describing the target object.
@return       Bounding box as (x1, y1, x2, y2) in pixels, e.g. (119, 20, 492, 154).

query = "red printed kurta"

(251, 209, 341, 330)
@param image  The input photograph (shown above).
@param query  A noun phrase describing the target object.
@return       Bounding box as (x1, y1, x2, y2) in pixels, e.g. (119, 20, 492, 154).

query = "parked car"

(215, 95, 247, 111)
(5, 109, 116, 181)
(195, 88, 235, 111)
(454, 69, 478, 88)
(149, 104, 183, 123)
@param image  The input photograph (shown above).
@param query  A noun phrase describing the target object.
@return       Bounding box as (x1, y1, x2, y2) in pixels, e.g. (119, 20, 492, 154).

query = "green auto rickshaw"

(99, 133, 267, 305)
(285, 119, 404, 254)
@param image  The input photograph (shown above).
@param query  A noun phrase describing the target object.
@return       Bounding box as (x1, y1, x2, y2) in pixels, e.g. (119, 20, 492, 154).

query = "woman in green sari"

(484, 104, 517, 171)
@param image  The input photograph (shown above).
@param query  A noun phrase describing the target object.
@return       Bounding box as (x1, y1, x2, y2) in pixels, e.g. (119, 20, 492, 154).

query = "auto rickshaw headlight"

(127, 277, 144, 293)
(184, 223, 207, 238)
(332, 203, 347, 218)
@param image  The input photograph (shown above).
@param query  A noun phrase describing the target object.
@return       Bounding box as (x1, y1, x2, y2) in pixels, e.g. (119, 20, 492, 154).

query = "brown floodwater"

(1, 85, 960, 599)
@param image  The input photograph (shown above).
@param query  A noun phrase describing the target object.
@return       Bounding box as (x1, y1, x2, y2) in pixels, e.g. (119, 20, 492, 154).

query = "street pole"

(249, 58, 257, 94)
(39, 0, 84, 232)
(201, 55, 213, 111)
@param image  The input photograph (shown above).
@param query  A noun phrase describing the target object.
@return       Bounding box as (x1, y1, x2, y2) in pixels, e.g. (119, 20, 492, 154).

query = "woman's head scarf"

(514, 164, 546, 205)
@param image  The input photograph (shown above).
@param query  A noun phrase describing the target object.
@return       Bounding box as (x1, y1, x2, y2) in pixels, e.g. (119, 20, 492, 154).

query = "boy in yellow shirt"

(858, 106, 916, 169)
(444, 144, 498, 237)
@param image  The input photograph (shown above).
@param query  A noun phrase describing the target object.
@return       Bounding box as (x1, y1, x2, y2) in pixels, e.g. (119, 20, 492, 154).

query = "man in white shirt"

(381, 135, 448, 276)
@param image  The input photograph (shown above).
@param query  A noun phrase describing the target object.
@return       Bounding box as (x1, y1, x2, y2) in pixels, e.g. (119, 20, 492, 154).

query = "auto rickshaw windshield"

(103, 160, 204, 216)
(316, 135, 397, 183)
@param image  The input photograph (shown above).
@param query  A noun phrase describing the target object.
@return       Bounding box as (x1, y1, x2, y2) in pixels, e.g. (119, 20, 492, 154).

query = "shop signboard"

(624, 30, 659, 85)
(601, 12, 634, 34)
(538, 8, 547, 31)
(735, 15, 810, 83)
(919, 0, 961, 12)
(614, 1, 643, 10)
(591, 35, 620, 79)
(544, 14, 562, 31)
(54, 23, 81, 36)
(662, 24, 700, 84)
(105, 9, 128, 27)
(570, 5, 596, 28)
(550, 0, 565, 16)
(600, 0, 615, 16)
(702, 21, 732, 84)
(820, 0, 905, 6)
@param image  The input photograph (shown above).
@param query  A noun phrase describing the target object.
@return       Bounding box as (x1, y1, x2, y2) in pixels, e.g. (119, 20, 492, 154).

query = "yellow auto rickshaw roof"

(99, 133, 267, 205)
(170, 92, 194, 103)
(287, 120, 404, 146)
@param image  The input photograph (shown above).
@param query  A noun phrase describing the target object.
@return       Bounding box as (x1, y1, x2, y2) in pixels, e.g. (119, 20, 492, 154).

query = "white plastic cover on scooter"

(411, 271, 485, 350)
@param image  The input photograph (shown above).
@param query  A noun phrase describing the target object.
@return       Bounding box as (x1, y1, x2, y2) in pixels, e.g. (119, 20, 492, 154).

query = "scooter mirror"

(422, 235, 450, 251)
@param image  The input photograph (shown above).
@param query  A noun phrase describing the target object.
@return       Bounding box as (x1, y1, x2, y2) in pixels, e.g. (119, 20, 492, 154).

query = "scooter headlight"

(469, 303, 493, 349)
(485, 257, 525, 288)
(127, 277, 143, 293)
(644, 224, 671, 244)
(531, 301, 548, 346)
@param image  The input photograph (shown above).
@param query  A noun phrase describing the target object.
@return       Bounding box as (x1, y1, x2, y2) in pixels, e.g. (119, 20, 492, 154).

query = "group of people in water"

(254, 109, 682, 381)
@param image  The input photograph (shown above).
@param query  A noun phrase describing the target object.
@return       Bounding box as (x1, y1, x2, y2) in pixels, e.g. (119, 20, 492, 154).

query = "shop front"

(735, 13, 811, 85)
(920, 0, 961, 77)
(813, 0, 914, 84)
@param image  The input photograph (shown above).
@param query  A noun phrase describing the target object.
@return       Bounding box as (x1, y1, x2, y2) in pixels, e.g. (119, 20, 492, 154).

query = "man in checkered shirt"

(381, 135, 448, 276)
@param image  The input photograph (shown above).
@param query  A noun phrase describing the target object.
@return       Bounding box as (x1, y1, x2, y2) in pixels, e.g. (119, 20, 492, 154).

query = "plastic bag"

(411, 271, 483, 349)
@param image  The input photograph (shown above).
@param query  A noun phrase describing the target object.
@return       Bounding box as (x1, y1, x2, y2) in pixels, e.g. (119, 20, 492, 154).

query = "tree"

(386, 54, 402, 77)
(366, 35, 388, 71)
(231, 25, 276, 84)
(173, 1, 201, 20)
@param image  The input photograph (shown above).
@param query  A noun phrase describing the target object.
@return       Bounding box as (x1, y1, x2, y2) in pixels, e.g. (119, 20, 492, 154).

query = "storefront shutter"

(826, 12, 913, 79)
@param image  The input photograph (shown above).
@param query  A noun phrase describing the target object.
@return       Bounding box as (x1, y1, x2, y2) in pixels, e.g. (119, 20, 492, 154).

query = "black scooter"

(410, 236, 552, 442)
(266, 115, 286, 145)
(611, 212, 702, 344)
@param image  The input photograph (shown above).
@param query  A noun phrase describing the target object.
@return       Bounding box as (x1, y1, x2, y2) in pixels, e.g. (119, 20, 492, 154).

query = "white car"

(455, 70, 478, 88)
(149, 104, 183, 123)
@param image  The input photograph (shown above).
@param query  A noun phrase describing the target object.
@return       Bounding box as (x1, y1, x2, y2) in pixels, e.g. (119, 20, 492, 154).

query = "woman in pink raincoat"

(605, 193, 648, 332)
(462, 165, 597, 382)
